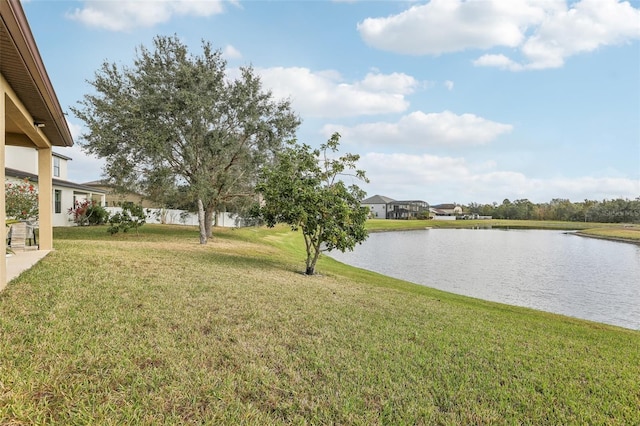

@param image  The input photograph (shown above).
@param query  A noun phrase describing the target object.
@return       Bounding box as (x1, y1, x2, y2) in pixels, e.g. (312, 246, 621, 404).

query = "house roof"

(430, 208, 448, 215)
(6, 168, 107, 194)
(390, 200, 429, 205)
(362, 194, 395, 204)
(52, 151, 72, 161)
(82, 180, 109, 187)
(431, 203, 457, 210)
(1, 0, 73, 147)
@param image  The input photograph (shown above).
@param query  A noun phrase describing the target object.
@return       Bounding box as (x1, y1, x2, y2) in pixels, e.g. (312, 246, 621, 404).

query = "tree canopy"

(72, 35, 300, 243)
(254, 133, 369, 275)
(467, 197, 640, 222)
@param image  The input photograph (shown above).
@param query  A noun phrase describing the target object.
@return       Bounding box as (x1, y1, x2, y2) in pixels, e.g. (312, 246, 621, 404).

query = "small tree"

(108, 202, 146, 235)
(255, 133, 369, 275)
(5, 178, 38, 221)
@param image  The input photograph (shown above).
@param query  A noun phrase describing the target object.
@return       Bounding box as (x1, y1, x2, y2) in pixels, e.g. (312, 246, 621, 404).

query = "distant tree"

(495, 198, 513, 219)
(464, 197, 639, 223)
(513, 199, 535, 220)
(72, 35, 300, 244)
(254, 133, 369, 275)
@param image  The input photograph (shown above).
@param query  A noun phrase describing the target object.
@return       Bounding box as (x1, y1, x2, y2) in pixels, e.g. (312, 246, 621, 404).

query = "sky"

(21, 0, 640, 205)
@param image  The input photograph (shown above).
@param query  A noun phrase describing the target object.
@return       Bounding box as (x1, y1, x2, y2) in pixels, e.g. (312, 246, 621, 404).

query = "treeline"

(466, 197, 640, 223)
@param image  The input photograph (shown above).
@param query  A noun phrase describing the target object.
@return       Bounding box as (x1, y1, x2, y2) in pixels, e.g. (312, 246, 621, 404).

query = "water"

(328, 229, 640, 330)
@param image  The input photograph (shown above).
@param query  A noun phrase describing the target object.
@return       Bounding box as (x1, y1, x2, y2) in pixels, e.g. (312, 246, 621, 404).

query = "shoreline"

(572, 230, 640, 246)
(366, 219, 640, 245)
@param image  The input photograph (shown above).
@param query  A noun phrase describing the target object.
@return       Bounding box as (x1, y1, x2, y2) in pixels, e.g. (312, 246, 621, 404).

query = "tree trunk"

(197, 198, 207, 244)
(304, 234, 322, 275)
(205, 204, 215, 239)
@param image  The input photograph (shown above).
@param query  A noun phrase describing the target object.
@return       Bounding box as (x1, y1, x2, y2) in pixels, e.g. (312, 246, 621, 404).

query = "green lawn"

(0, 224, 638, 424)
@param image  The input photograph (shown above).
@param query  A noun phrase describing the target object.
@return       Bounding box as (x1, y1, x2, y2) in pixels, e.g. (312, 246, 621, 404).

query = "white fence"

(105, 207, 247, 228)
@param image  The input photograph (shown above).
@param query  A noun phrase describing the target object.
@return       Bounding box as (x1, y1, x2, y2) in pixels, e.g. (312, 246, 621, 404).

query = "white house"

(362, 195, 430, 220)
(5, 146, 106, 227)
(362, 194, 395, 219)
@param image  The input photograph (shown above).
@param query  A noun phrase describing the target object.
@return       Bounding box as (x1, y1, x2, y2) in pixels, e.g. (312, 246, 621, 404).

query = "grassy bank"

(0, 224, 638, 424)
(367, 218, 640, 242)
(575, 225, 640, 244)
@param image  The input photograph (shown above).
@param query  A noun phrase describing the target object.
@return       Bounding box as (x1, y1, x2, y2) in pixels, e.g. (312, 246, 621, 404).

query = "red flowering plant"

(68, 199, 109, 226)
(68, 199, 93, 225)
(5, 178, 39, 221)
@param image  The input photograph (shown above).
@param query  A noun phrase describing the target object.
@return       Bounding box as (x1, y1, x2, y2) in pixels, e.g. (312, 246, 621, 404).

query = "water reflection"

(328, 229, 640, 330)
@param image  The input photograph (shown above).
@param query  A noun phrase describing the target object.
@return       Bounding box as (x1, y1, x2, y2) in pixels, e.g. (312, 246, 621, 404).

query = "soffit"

(0, 0, 73, 147)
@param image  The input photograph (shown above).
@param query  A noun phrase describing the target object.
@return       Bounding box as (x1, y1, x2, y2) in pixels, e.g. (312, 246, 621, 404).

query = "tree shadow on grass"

(191, 249, 300, 275)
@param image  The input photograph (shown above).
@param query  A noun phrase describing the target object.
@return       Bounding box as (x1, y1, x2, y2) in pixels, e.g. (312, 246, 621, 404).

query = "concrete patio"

(4, 249, 51, 287)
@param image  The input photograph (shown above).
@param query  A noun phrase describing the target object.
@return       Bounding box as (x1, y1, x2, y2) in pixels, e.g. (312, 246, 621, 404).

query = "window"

(53, 156, 60, 177)
(54, 190, 62, 214)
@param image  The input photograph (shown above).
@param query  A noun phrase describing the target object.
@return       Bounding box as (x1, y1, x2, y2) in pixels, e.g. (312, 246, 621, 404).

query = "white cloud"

(67, 0, 234, 31)
(67, 120, 83, 142)
(515, 0, 640, 70)
(358, 0, 640, 70)
(357, 72, 418, 95)
(258, 67, 419, 117)
(444, 80, 454, 90)
(358, 152, 640, 203)
(472, 54, 524, 71)
(357, 0, 546, 55)
(223, 44, 242, 60)
(324, 111, 513, 148)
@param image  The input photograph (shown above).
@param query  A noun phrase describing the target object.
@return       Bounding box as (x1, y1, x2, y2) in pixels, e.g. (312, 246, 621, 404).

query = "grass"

(576, 224, 640, 243)
(0, 223, 638, 424)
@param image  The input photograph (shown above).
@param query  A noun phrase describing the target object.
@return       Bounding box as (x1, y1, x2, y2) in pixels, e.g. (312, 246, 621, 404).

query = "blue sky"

(22, 0, 640, 204)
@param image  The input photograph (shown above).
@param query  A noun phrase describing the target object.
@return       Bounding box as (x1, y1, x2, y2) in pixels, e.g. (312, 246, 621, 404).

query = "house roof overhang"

(1, 0, 73, 148)
(6, 167, 107, 194)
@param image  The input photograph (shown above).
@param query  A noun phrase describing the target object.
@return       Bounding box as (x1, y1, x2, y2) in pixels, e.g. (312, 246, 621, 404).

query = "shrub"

(85, 203, 109, 225)
(108, 202, 146, 235)
(5, 178, 38, 221)
(68, 200, 108, 226)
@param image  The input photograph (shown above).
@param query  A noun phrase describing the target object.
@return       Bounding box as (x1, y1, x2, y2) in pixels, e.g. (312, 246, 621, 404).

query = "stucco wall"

(5, 146, 37, 173)
(52, 187, 75, 227)
(6, 146, 70, 180)
(364, 203, 387, 219)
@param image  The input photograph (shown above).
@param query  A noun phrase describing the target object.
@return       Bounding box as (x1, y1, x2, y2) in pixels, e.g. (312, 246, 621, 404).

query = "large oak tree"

(73, 35, 300, 243)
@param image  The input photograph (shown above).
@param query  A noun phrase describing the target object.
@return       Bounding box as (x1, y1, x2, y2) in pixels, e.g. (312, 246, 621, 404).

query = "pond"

(328, 229, 640, 330)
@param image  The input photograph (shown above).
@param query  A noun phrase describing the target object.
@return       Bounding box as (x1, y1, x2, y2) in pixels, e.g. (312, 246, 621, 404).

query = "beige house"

(1, 0, 73, 288)
(83, 180, 155, 208)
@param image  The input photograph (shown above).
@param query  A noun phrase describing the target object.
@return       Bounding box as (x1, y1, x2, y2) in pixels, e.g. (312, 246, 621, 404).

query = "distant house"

(430, 203, 464, 220)
(362, 194, 430, 220)
(82, 180, 155, 208)
(5, 146, 107, 227)
(387, 200, 430, 220)
(361, 194, 395, 218)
